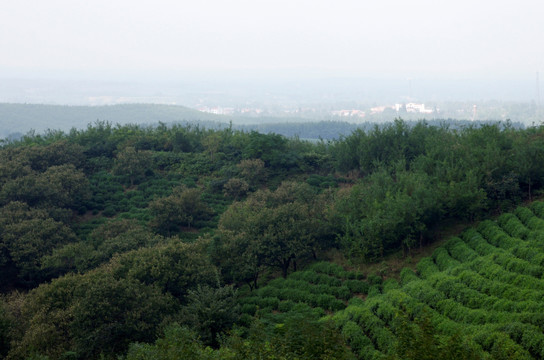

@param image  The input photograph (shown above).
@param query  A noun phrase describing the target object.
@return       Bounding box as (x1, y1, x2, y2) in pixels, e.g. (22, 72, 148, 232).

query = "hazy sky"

(1, 0, 543, 81)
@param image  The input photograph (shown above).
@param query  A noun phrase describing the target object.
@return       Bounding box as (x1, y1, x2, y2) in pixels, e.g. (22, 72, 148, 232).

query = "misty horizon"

(0, 1, 542, 117)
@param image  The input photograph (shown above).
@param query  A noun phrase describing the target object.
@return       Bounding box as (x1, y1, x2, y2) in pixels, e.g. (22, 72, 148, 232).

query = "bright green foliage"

(387, 309, 485, 360)
(332, 204, 544, 359)
(238, 263, 372, 329)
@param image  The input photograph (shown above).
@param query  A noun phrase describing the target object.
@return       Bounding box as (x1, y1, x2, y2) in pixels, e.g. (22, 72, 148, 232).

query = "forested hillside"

(1, 119, 544, 359)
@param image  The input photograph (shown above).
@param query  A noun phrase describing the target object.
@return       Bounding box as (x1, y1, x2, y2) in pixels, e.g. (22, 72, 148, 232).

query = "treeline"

(0, 119, 543, 359)
(333, 119, 544, 260)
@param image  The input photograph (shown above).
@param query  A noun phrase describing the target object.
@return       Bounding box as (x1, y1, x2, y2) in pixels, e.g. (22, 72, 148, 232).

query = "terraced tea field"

(241, 201, 544, 359)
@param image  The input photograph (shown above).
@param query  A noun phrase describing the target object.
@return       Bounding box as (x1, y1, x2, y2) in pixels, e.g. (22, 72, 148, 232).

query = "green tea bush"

(462, 228, 500, 256)
(241, 303, 257, 315)
(293, 270, 319, 284)
(511, 245, 544, 267)
(367, 285, 382, 297)
(310, 284, 333, 296)
(498, 213, 529, 239)
(331, 286, 352, 301)
(277, 300, 296, 312)
(277, 288, 315, 304)
(366, 274, 382, 286)
(372, 299, 397, 324)
(256, 297, 280, 310)
(400, 268, 419, 285)
(340, 320, 375, 356)
(514, 206, 537, 226)
(433, 247, 461, 270)
(345, 279, 370, 294)
(530, 201, 544, 219)
(267, 277, 287, 289)
(316, 294, 345, 311)
(478, 220, 518, 249)
(348, 297, 365, 306)
(526, 216, 544, 232)
(446, 237, 478, 262)
(501, 322, 544, 359)
(404, 281, 445, 307)
(257, 287, 280, 298)
(308, 261, 346, 277)
(382, 279, 399, 292)
(416, 257, 439, 278)
(491, 253, 543, 277)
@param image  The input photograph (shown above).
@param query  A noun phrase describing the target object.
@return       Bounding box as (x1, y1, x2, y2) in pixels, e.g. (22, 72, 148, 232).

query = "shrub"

(256, 297, 280, 310)
(400, 268, 419, 285)
(278, 300, 296, 313)
(416, 257, 440, 278)
(367, 274, 383, 286)
(345, 280, 370, 294)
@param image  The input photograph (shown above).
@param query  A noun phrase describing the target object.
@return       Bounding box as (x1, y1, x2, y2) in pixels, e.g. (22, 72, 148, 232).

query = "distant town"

(198, 102, 440, 121)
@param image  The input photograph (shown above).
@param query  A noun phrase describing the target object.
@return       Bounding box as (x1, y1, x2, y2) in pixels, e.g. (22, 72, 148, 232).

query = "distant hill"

(0, 103, 229, 138)
(0, 103, 524, 141)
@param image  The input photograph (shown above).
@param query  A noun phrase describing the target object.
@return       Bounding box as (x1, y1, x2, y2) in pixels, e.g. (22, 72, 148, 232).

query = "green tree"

(70, 272, 176, 359)
(0, 298, 12, 358)
(0, 164, 89, 210)
(236, 158, 266, 187)
(225, 315, 355, 360)
(223, 178, 249, 200)
(113, 146, 153, 186)
(149, 186, 212, 235)
(125, 325, 217, 360)
(202, 133, 222, 162)
(181, 284, 240, 347)
(41, 219, 160, 275)
(111, 239, 218, 301)
(335, 167, 441, 261)
(0, 202, 76, 288)
(218, 182, 328, 280)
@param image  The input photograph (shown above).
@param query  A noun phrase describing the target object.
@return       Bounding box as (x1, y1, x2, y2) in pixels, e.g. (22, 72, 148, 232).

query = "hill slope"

(329, 202, 544, 359)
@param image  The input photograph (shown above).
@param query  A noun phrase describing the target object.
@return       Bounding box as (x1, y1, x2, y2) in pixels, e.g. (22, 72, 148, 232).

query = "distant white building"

(405, 103, 433, 114)
(370, 106, 388, 114)
(197, 107, 235, 115)
(332, 110, 365, 118)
